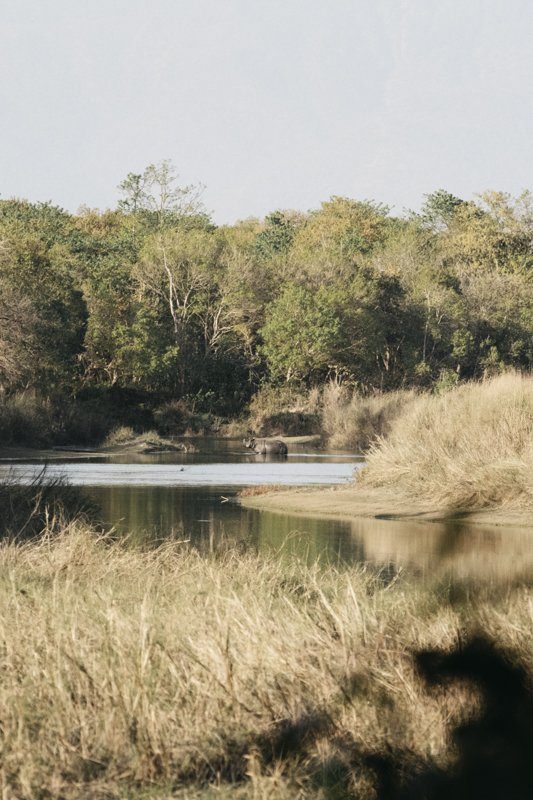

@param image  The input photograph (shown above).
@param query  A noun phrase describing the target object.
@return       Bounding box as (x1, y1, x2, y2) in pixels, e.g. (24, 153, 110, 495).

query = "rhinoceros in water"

(243, 436, 288, 455)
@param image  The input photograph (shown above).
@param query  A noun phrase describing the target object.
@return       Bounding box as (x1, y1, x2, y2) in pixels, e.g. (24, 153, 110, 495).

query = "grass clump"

(103, 427, 192, 452)
(103, 424, 137, 446)
(320, 382, 417, 452)
(360, 372, 533, 510)
(0, 526, 531, 798)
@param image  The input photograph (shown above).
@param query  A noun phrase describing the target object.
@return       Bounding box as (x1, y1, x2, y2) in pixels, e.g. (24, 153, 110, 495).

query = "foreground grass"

(0, 526, 531, 798)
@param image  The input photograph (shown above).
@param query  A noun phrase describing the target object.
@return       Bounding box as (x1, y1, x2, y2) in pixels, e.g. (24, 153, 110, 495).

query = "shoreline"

(3, 439, 531, 531)
(0, 434, 323, 463)
(239, 484, 533, 529)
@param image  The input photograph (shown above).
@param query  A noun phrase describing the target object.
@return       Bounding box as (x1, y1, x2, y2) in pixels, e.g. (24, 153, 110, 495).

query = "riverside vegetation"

(359, 372, 533, 511)
(0, 162, 531, 447)
(241, 373, 533, 525)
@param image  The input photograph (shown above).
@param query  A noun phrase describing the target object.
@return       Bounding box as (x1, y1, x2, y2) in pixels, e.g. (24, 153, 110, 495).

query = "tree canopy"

(0, 165, 530, 411)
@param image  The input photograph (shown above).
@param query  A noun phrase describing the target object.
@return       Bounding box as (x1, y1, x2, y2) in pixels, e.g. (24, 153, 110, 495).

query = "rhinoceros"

(243, 436, 288, 455)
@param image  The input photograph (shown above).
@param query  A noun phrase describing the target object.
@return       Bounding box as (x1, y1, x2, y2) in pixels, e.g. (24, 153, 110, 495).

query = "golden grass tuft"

(320, 382, 417, 452)
(0, 525, 531, 798)
(238, 484, 286, 497)
(360, 372, 533, 510)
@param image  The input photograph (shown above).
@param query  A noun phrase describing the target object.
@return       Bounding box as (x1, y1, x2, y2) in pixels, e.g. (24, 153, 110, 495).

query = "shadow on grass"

(365, 635, 533, 800)
(183, 635, 533, 799)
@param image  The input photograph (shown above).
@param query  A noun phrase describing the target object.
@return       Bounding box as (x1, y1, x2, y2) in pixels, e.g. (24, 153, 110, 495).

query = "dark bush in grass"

(0, 470, 97, 539)
(153, 399, 215, 435)
(0, 394, 113, 448)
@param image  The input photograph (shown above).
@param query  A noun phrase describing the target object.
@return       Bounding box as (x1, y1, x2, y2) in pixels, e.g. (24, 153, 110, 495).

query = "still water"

(2, 438, 532, 582)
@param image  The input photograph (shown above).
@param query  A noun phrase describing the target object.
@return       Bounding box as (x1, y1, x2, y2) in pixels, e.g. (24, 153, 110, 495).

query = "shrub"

(103, 425, 136, 446)
(0, 394, 112, 448)
(0, 394, 56, 448)
(248, 385, 321, 436)
(153, 399, 214, 435)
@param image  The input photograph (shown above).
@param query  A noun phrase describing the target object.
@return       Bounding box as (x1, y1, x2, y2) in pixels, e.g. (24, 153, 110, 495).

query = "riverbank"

(0, 434, 195, 462)
(239, 483, 533, 528)
(0, 525, 531, 799)
(242, 373, 533, 529)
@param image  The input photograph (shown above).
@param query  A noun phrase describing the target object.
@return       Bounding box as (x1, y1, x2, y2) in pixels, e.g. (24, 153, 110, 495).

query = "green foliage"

(419, 189, 465, 229)
(254, 210, 302, 259)
(0, 201, 87, 391)
(0, 164, 531, 442)
(260, 285, 344, 383)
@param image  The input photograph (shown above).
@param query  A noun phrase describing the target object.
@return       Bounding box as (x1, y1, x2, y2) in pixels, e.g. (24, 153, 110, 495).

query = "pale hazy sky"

(1, 0, 531, 222)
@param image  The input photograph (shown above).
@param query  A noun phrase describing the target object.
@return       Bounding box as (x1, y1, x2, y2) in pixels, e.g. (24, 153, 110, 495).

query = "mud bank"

(239, 484, 533, 529)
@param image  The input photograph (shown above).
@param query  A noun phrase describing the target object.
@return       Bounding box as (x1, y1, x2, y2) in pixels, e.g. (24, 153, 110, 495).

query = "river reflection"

(2, 438, 532, 584)
(86, 484, 362, 563)
(84, 483, 533, 583)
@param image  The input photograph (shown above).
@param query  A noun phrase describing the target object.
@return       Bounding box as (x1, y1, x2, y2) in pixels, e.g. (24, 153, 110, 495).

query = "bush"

(153, 399, 214, 435)
(0, 394, 56, 448)
(103, 425, 136, 446)
(54, 401, 111, 446)
(248, 385, 321, 436)
(0, 394, 113, 448)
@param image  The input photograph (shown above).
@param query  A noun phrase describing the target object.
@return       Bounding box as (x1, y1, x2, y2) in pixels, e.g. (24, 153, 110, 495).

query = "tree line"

(1, 161, 531, 416)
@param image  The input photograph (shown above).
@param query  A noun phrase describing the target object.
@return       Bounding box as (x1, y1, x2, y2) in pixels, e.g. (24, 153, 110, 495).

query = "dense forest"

(1, 161, 531, 443)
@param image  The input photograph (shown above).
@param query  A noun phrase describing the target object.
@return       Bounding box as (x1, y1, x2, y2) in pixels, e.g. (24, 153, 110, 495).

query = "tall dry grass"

(320, 382, 417, 452)
(360, 372, 533, 510)
(0, 526, 531, 798)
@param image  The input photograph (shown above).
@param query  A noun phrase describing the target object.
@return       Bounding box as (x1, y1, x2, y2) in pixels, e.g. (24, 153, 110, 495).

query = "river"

(2, 438, 532, 583)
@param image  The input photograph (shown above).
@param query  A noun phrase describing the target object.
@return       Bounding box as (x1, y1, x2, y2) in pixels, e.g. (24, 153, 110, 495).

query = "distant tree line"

(0, 161, 531, 415)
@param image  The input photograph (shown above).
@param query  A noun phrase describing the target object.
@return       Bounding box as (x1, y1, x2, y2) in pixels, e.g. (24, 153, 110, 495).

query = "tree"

(419, 189, 465, 230)
(254, 210, 303, 260)
(287, 196, 393, 285)
(118, 160, 205, 229)
(0, 201, 87, 392)
(134, 227, 221, 392)
(0, 281, 39, 391)
(260, 284, 343, 383)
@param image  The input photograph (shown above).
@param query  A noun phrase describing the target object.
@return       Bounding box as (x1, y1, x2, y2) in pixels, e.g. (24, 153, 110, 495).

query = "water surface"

(2, 438, 532, 583)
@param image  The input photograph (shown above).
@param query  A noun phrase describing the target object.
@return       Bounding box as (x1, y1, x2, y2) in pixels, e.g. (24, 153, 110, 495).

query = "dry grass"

(320, 382, 417, 452)
(248, 385, 321, 437)
(103, 427, 190, 453)
(103, 425, 137, 446)
(0, 471, 94, 539)
(360, 372, 533, 510)
(238, 484, 286, 497)
(0, 525, 531, 798)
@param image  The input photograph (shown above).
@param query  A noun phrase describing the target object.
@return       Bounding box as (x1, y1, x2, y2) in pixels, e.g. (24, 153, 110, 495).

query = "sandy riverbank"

(0, 436, 194, 462)
(239, 483, 533, 529)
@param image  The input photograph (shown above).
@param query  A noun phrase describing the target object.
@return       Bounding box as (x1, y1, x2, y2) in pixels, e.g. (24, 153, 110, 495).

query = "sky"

(1, 0, 532, 223)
